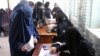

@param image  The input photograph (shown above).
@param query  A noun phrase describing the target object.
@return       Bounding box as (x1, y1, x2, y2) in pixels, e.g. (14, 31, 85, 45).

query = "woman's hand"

(21, 45, 27, 52)
(53, 12, 56, 15)
(34, 38, 38, 43)
(50, 47, 57, 54)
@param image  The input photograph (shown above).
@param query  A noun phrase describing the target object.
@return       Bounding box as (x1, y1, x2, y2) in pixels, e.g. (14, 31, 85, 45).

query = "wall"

(0, 0, 8, 9)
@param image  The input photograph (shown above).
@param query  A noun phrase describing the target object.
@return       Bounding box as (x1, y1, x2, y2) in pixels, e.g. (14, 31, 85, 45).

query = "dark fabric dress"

(0, 9, 5, 33)
(51, 7, 61, 18)
(9, 2, 39, 56)
(52, 27, 95, 56)
(32, 2, 46, 26)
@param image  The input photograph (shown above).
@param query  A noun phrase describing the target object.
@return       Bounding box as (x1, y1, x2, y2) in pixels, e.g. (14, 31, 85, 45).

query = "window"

(90, 0, 100, 28)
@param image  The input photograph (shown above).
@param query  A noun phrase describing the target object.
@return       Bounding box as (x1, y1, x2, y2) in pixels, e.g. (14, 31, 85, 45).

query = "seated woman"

(51, 3, 61, 18)
(52, 10, 73, 42)
(50, 27, 95, 56)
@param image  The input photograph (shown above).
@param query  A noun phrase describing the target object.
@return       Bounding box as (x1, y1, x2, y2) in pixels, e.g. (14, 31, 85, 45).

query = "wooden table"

(32, 44, 59, 56)
(37, 26, 57, 43)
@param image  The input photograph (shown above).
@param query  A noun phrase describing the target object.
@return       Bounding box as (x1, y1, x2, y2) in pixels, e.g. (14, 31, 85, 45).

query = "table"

(37, 26, 57, 43)
(32, 44, 59, 56)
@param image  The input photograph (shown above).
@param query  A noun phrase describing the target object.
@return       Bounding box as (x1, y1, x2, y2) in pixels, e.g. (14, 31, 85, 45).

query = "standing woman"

(9, 0, 39, 56)
(0, 9, 5, 35)
(32, 2, 45, 27)
(44, 1, 51, 19)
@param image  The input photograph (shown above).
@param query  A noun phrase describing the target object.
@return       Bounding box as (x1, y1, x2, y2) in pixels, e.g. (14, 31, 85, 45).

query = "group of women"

(9, 0, 95, 56)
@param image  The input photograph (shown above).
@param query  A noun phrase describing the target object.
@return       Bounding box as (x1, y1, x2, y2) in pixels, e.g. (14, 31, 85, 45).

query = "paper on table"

(39, 48, 57, 56)
(39, 48, 45, 56)
(25, 35, 34, 52)
(47, 19, 56, 24)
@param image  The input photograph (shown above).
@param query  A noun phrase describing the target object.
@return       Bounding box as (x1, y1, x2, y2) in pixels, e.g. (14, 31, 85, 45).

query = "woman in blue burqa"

(9, 0, 39, 56)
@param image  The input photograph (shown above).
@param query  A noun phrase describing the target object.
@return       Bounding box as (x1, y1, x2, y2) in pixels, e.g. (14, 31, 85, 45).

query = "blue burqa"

(9, 1, 39, 56)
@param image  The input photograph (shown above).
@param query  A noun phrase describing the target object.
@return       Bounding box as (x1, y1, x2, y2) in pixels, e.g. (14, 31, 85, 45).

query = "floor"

(0, 36, 10, 56)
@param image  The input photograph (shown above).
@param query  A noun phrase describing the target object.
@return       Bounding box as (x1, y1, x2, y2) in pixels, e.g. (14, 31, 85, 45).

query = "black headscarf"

(55, 10, 73, 37)
(44, 2, 50, 8)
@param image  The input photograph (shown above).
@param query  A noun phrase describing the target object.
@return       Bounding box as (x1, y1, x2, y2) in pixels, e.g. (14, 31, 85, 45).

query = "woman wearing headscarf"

(32, 2, 46, 27)
(51, 3, 61, 18)
(44, 1, 51, 19)
(9, 0, 39, 56)
(52, 10, 73, 42)
(51, 27, 95, 56)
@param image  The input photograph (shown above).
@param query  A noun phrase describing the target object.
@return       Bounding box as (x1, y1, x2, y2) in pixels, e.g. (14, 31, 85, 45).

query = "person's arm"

(51, 41, 68, 54)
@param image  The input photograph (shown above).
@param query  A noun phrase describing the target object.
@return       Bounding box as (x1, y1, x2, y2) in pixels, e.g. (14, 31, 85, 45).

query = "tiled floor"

(0, 36, 10, 56)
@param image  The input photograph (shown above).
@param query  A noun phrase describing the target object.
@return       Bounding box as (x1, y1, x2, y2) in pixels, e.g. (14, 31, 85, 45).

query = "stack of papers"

(48, 19, 56, 24)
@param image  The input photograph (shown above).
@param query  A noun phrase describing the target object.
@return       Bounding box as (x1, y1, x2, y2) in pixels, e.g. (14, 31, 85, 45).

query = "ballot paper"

(39, 48, 57, 56)
(47, 19, 56, 24)
(25, 35, 34, 52)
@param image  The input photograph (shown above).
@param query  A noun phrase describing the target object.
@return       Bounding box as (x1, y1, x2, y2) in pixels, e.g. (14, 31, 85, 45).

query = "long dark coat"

(52, 27, 95, 56)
